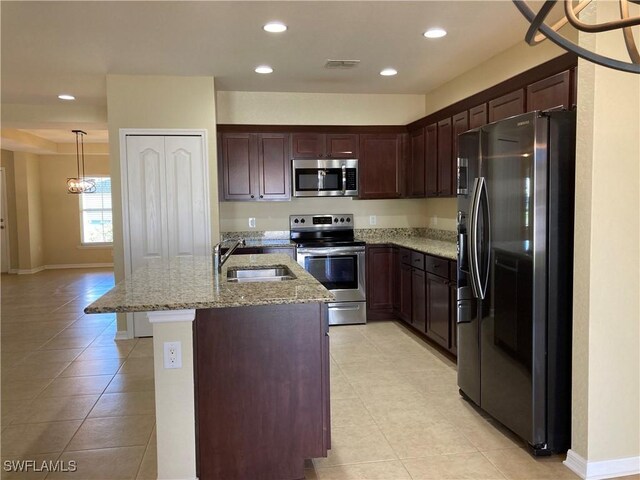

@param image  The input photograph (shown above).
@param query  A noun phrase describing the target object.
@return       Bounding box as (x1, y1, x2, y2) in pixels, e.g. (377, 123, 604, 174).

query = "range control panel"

(289, 214, 354, 230)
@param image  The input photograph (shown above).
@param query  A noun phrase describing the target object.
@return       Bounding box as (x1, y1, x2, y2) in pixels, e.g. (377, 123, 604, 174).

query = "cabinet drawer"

(400, 248, 412, 265)
(410, 251, 425, 270)
(449, 260, 457, 281)
(424, 255, 448, 278)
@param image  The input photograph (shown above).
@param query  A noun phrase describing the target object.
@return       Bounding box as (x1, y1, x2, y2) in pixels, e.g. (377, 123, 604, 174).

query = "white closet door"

(164, 136, 210, 258)
(123, 132, 210, 338)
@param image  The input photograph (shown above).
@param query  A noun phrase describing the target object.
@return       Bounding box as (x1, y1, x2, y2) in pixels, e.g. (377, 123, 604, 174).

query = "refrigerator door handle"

(478, 177, 490, 300)
(468, 177, 482, 299)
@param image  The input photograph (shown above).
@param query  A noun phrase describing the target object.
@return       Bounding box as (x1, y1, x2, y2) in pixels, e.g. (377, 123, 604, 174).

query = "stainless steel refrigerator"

(456, 110, 575, 455)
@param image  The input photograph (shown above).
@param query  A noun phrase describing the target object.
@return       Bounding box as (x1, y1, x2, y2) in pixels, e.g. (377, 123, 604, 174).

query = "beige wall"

(38, 154, 113, 266)
(220, 198, 430, 232)
(571, 1, 640, 465)
(13, 152, 44, 271)
(216, 91, 425, 125)
(1, 150, 19, 270)
(106, 74, 218, 333)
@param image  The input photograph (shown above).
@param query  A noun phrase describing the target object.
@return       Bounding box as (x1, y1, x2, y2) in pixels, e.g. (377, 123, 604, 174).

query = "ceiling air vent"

(324, 59, 360, 69)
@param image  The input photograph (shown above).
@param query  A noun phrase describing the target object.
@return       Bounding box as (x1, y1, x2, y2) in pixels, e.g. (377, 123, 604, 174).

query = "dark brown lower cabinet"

(411, 268, 426, 333)
(194, 303, 329, 480)
(425, 272, 450, 349)
(366, 245, 396, 320)
(399, 262, 413, 324)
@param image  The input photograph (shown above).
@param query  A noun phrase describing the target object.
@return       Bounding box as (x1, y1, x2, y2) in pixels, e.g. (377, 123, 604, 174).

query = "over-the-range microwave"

(292, 158, 358, 197)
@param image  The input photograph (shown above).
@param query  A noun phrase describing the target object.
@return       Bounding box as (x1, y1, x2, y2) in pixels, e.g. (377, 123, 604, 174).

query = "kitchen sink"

(226, 266, 296, 283)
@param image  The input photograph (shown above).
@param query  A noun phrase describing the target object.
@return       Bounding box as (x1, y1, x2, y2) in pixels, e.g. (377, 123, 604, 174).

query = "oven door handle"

(297, 247, 365, 255)
(328, 304, 362, 311)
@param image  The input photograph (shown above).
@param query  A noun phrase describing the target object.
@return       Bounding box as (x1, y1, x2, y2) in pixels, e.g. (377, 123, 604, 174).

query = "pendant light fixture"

(67, 130, 96, 194)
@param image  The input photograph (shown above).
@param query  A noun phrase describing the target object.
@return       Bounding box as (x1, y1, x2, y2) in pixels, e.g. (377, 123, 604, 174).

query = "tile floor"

(2, 269, 637, 480)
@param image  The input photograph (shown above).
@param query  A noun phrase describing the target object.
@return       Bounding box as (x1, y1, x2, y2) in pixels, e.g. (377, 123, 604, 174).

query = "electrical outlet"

(163, 341, 182, 369)
(369, 215, 377, 226)
(248, 217, 256, 228)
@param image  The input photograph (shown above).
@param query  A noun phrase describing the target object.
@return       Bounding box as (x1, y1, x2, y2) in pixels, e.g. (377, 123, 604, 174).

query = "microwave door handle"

(342, 165, 347, 195)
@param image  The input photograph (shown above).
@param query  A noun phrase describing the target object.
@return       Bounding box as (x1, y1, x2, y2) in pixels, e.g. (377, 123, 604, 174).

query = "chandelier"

(67, 130, 96, 194)
(513, 0, 640, 74)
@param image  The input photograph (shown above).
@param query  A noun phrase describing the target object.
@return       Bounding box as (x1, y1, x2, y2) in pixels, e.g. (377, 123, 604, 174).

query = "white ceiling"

(1, 1, 535, 108)
(19, 129, 110, 144)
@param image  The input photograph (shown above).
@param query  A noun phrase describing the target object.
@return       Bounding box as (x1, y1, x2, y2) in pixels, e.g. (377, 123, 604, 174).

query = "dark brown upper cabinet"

(407, 128, 426, 198)
(291, 133, 358, 159)
(358, 134, 402, 199)
(488, 89, 525, 123)
(425, 123, 438, 197)
(220, 132, 290, 201)
(437, 118, 453, 197)
(469, 103, 488, 129)
(452, 111, 469, 194)
(526, 70, 571, 112)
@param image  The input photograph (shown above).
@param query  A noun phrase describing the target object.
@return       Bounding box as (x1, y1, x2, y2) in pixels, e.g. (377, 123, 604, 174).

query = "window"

(80, 177, 113, 245)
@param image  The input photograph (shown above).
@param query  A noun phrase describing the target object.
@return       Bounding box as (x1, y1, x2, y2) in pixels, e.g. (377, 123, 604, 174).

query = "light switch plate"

(248, 217, 256, 228)
(369, 215, 377, 226)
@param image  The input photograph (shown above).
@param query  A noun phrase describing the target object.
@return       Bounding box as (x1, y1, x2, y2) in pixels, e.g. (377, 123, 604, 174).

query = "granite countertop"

(240, 239, 296, 248)
(84, 254, 334, 314)
(360, 235, 457, 260)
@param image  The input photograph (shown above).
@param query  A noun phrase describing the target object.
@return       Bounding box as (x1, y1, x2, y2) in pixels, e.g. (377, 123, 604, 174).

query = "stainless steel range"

(290, 214, 366, 325)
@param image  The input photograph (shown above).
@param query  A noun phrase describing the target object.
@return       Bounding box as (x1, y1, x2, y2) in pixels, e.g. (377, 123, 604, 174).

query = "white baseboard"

(564, 449, 640, 480)
(8, 263, 113, 274)
(45, 263, 114, 270)
(115, 330, 132, 340)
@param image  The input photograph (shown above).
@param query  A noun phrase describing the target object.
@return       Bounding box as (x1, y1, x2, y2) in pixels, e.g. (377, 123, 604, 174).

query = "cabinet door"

(359, 134, 402, 199)
(411, 268, 426, 333)
(426, 273, 450, 349)
(526, 70, 571, 112)
(489, 89, 525, 123)
(452, 111, 469, 195)
(425, 123, 438, 197)
(366, 246, 395, 317)
(392, 247, 400, 312)
(449, 280, 457, 356)
(326, 134, 359, 159)
(437, 118, 453, 197)
(292, 133, 325, 158)
(222, 133, 257, 200)
(469, 103, 488, 129)
(257, 134, 290, 200)
(399, 263, 413, 324)
(408, 128, 426, 197)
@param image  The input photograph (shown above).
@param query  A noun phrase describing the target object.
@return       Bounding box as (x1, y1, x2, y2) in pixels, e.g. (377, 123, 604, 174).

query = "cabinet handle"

(259, 195, 264, 198)
(250, 195, 255, 199)
(319, 154, 324, 158)
(327, 154, 332, 158)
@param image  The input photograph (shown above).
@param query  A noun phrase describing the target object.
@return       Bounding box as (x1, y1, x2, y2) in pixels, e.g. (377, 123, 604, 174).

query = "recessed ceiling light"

(424, 28, 447, 39)
(255, 65, 274, 74)
(263, 22, 287, 33)
(380, 68, 398, 76)
(58, 94, 75, 100)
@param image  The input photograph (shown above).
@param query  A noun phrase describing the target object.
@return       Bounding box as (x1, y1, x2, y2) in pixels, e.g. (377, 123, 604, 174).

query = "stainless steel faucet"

(214, 239, 245, 273)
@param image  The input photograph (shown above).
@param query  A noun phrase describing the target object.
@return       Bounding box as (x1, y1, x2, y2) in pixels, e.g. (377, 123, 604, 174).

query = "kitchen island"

(85, 254, 334, 480)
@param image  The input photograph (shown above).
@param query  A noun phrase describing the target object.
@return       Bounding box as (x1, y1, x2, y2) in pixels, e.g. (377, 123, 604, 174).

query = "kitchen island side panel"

(194, 303, 328, 480)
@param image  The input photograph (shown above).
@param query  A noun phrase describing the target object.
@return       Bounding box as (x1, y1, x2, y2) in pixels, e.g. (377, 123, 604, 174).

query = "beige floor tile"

(403, 452, 507, 479)
(2, 362, 71, 381)
(20, 349, 84, 365)
(1, 398, 34, 426)
(12, 395, 99, 424)
(331, 342, 383, 365)
(361, 394, 444, 426)
(117, 357, 154, 376)
(38, 375, 113, 398)
(338, 359, 400, 382)
(331, 398, 377, 427)
(128, 339, 154, 358)
(1, 377, 54, 401)
(48, 446, 146, 479)
(457, 417, 525, 451)
(330, 375, 359, 401)
(105, 374, 155, 394)
(40, 335, 95, 350)
(1, 421, 82, 455)
(66, 415, 155, 451)
(60, 358, 124, 377)
(0, 340, 47, 353)
(313, 424, 397, 468)
(88, 392, 155, 418)
(135, 439, 157, 479)
(312, 460, 412, 479)
(75, 344, 135, 361)
(481, 448, 579, 480)
(380, 418, 478, 459)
